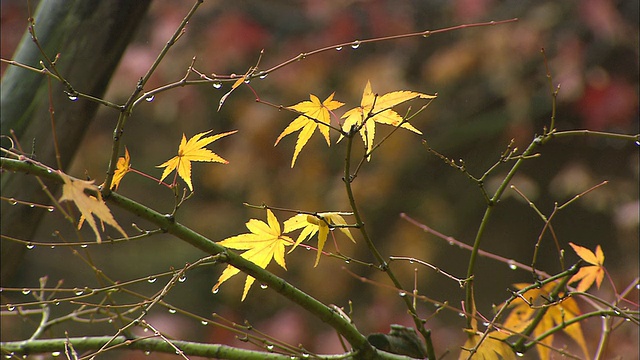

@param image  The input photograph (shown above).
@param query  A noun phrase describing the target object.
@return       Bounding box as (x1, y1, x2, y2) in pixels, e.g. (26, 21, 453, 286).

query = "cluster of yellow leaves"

(59, 172, 127, 243)
(213, 209, 292, 301)
(157, 130, 237, 191)
(283, 212, 355, 266)
(276, 81, 435, 166)
(213, 209, 356, 300)
(502, 281, 589, 360)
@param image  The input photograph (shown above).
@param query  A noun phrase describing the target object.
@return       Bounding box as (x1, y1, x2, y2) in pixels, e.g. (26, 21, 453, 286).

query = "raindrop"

(29, 204, 35, 208)
(398, 291, 407, 297)
(508, 261, 517, 270)
(447, 240, 454, 246)
(433, 303, 442, 309)
(266, 344, 274, 351)
(145, 95, 155, 102)
(4, 353, 13, 359)
(260, 284, 268, 289)
(243, 77, 251, 84)
(26, 243, 35, 250)
(168, 308, 177, 314)
(335, 46, 343, 51)
(8, 199, 17, 205)
(54, 300, 60, 306)
(52, 352, 61, 357)
(147, 277, 157, 283)
(200, 320, 208, 326)
(458, 312, 465, 317)
(515, 352, 524, 357)
(351, 41, 361, 49)
(144, 351, 151, 356)
(301, 353, 310, 358)
(178, 275, 187, 283)
(344, 259, 350, 264)
(47, 207, 54, 212)
(80, 244, 88, 248)
(50, 245, 56, 249)
(6, 304, 15, 311)
(212, 288, 220, 294)
(21, 288, 31, 295)
(212, 81, 222, 89)
(74, 288, 84, 296)
(66, 92, 78, 101)
(635, 140, 640, 146)
(47, 169, 53, 174)
(422, 31, 431, 38)
(259, 72, 268, 80)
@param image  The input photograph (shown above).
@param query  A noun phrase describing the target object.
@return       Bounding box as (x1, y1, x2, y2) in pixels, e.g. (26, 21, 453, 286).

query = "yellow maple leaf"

(339, 81, 436, 160)
(111, 147, 131, 190)
(58, 172, 128, 243)
(503, 281, 589, 360)
(275, 93, 344, 167)
(157, 130, 236, 191)
(568, 242, 605, 292)
(283, 212, 355, 266)
(459, 329, 515, 360)
(212, 209, 293, 301)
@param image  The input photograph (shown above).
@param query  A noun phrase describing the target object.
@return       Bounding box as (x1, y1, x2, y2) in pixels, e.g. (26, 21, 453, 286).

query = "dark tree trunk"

(1, 0, 152, 284)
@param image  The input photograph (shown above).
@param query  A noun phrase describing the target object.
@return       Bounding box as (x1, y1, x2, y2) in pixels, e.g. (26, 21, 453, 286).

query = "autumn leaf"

(459, 288, 516, 360)
(218, 74, 247, 111)
(503, 281, 589, 360)
(111, 147, 131, 190)
(568, 242, 605, 292)
(212, 209, 293, 301)
(339, 81, 436, 160)
(58, 172, 127, 243)
(275, 93, 344, 167)
(157, 130, 236, 191)
(283, 212, 355, 266)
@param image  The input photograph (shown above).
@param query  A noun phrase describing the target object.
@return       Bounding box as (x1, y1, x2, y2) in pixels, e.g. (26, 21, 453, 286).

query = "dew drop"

(398, 291, 407, 297)
(21, 288, 31, 295)
(4, 353, 13, 359)
(8, 199, 17, 205)
(212, 288, 220, 294)
(448, 240, 454, 246)
(80, 244, 88, 248)
(145, 95, 155, 102)
(422, 31, 431, 38)
(54, 300, 60, 306)
(144, 351, 151, 356)
(301, 353, 310, 359)
(351, 41, 361, 49)
(74, 288, 84, 296)
(66, 92, 78, 101)
(6, 304, 15, 311)
(52, 352, 61, 357)
(47, 169, 53, 174)
(266, 344, 274, 351)
(200, 320, 208, 326)
(50, 245, 56, 249)
(335, 46, 343, 51)
(508, 261, 517, 270)
(212, 81, 222, 89)
(26, 243, 35, 250)
(260, 284, 268, 289)
(635, 140, 640, 146)
(147, 277, 157, 283)
(259, 72, 268, 80)
(515, 352, 524, 357)
(458, 312, 465, 317)
(178, 275, 187, 283)
(47, 207, 54, 212)
(344, 259, 350, 264)
(243, 77, 251, 84)
(168, 308, 177, 314)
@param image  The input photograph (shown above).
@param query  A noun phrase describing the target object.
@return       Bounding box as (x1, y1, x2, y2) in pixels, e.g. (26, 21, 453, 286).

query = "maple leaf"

(459, 288, 517, 360)
(283, 212, 355, 266)
(58, 172, 128, 243)
(157, 130, 236, 191)
(503, 281, 589, 360)
(568, 242, 605, 292)
(339, 81, 436, 160)
(111, 147, 131, 190)
(212, 209, 293, 301)
(275, 93, 344, 167)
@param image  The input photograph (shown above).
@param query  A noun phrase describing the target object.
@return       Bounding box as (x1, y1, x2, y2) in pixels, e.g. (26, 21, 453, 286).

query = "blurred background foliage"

(2, 0, 638, 358)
